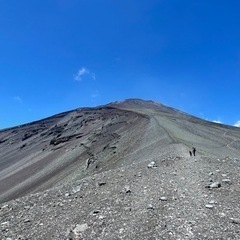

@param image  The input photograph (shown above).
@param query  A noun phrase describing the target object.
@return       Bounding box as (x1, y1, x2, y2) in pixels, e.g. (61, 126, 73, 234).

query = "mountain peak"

(108, 98, 189, 117)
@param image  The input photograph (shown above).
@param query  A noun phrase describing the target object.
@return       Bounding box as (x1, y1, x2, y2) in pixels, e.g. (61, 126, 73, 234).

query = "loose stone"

(147, 161, 157, 168)
(98, 182, 106, 186)
(230, 218, 240, 224)
(147, 204, 154, 210)
(222, 179, 231, 184)
(73, 223, 88, 234)
(206, 182, 221, 189)
(160, 197, 168, 201)
(124, 185, 131, 193)
(205, 204, 214, 209)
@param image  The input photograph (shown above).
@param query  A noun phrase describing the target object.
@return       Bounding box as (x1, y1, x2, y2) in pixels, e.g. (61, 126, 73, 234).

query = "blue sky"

(1, 0, 240, 129)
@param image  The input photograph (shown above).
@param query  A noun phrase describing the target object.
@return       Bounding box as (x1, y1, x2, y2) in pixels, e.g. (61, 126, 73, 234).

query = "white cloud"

(213, 120, 222, 124)
(91, 90, 100, 100)
(234, 120, 240, 127)
(74, 67, 89, 81)
(74, 67, 95, 81)
(91, 73, 96, 81)
(13, 96, 23, 103)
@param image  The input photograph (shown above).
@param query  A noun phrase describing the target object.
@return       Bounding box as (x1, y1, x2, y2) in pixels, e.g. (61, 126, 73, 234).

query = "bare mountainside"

(0, 99, 240, 239)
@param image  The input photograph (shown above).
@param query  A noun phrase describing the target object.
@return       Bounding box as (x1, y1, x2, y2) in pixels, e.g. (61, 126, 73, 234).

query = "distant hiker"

(189, 151, 192, 157)
(192, 147, 196, 156)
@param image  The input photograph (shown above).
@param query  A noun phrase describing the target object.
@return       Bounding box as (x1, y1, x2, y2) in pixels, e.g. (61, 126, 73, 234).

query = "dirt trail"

(119, 115, 214, 239)
(132, 113, 235, 238)
(223, 130, 238, 149)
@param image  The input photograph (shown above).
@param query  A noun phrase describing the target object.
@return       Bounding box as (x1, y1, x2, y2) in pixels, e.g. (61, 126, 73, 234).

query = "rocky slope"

(0, 99, 240, 239)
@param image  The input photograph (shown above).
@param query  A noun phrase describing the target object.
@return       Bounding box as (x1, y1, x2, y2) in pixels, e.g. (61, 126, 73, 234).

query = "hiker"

(189, 151, 192, 156)
(192, 147, 196, 156)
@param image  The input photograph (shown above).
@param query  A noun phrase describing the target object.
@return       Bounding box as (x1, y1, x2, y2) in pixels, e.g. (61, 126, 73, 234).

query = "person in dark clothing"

(192, 147, 196, 156)
(189, 151, 192, 156)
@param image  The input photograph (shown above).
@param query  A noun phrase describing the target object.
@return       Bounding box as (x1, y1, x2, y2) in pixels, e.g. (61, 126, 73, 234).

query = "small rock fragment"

(222, 179, 232, 184)
(147, 204, 154, 210)
(206, 182, 221, 189)
(124, 185, 131, 193)
(160, 197, 168, 201)
(0, 204, 9, 210)
(58, 202, 64, 207)
(1, 221, 9, 226)
(98, 182, 106, 186)
(24, 219, 31, 223)
(93, 210, 100, 214)
(73, 223, 88, 234)
(230, 218, 240, 224)
(219, 212, 226, 217)
(205, 204, 214, 209)
(65, 193, 70, 197)
(72, 185, 81, 193)
(147, 161, 157, 168)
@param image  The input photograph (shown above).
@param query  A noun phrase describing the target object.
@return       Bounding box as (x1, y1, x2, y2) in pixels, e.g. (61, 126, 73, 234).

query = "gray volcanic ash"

(0, 99, 240, 239)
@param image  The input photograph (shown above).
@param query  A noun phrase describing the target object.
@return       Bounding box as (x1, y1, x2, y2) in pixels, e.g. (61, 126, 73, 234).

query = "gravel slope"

(0, 99, 240, 239)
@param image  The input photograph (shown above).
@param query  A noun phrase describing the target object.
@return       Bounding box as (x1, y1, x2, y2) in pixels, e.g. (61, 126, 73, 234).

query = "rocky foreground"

(0, 99, 240, 239)
(1, 152, 240, 239)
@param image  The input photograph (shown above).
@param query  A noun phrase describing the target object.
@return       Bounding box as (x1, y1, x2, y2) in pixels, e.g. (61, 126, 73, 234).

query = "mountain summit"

(0, 99, 240, 239)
